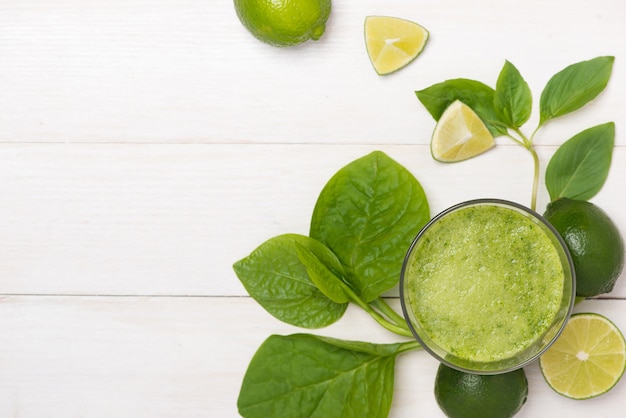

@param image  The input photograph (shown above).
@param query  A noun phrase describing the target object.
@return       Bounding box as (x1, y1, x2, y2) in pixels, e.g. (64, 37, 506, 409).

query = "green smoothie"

(405, 204, 565, 363)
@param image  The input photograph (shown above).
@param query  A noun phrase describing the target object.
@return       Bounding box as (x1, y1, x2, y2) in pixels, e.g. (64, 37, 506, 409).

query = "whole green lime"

(434, 364, 528, 418)
(544, 198, 624, 297)
(234, 0, 331, 47)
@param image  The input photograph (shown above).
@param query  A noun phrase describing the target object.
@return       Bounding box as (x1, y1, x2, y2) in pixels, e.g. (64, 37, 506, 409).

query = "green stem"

(363, 303, 413, 337)
(528, 146, 540, 212)
(397, 340, 422, 354)
(512, 128, 532, 148)
(505, 133, 526, 148)
(371, 297, 409, 328)
(510, 128, 540, 212)
(529, 123, 543, 143)
(343, 287, 413, 337)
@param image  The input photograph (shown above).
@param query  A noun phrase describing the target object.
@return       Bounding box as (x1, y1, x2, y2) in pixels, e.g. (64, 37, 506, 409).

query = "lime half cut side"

(430, 100, 495, 163)
(539, 313, 626, 400)
(364, 16, 429, 75)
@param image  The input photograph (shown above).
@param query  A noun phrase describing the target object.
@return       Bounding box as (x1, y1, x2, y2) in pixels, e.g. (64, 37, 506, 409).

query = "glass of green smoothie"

(400, 199, 575, 374)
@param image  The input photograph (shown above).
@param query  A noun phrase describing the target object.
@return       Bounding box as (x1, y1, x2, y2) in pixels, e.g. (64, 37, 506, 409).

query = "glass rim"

(399, 198, 576, 374)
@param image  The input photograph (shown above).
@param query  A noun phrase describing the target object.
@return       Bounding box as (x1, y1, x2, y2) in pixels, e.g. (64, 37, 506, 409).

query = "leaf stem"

(397, 340, 422, 354)
(528, 146, 540, 212)
(343, 287, 413, 337)
(509, 128, 540, 211)
(505, 133, 526, 148)
(371, 297, 409, 328)
(363, 304, 413, 337)
(530, 123, 543, 143)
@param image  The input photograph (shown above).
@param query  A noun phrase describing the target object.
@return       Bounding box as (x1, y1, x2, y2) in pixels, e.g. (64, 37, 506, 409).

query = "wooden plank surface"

(0, 0, 625, 417)
(1, 143, 625, 297)
(0, 297, 624, 417)
(0, 0, 624, 145)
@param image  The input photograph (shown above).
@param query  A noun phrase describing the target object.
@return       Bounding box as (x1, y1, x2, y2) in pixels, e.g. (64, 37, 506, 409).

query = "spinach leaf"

(295, 242, 350, 304)
(310, 151, 430, 302)
(545, 122, 615, 201)
(416, 78, 507, 136)
(539, 56, 614, 125)
(494, 60, 532, 129)
(233, 234, 348, 328)
(237, 334, 416, 418)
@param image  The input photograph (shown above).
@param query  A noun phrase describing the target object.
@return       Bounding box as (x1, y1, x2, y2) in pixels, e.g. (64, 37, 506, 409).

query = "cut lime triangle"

(430, 100, 495, 162)
(364, 16, 429, 76)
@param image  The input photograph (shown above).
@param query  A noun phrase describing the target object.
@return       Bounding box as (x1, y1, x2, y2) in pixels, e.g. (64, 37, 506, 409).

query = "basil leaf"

(539, 56, 614, 125)
(545, 122, 615, 201)
(233, 234, 348, 328)
(416, 78, 507, 136)
(295, 242, 350, 304)
(494, 60, 532, 129)
(238, 334, 409, 418)
(310, 151, 430, 302)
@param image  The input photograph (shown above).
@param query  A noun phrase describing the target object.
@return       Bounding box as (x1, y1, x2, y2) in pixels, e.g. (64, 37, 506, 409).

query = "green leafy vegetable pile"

(233, 56, 618, 418)
(234, 151, 429, 417)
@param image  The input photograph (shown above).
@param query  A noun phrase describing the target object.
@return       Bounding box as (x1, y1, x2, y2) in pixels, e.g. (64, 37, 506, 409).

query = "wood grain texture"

(1, 143, 624, 297)
(0, 296, 624, 417)
(0, 0, 624, 144)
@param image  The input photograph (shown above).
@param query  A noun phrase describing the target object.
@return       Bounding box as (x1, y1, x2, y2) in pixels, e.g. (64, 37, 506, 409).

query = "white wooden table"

(1, 1, 625, 416)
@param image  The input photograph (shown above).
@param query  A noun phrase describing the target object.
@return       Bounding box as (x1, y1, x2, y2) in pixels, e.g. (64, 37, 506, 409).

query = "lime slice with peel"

(364, 16, 429, 75)
(539, 313, 626, 400)
(430, 100, 495, 162)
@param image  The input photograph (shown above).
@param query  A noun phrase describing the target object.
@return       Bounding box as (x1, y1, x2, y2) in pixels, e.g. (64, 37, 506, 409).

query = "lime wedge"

(539, 313, 626, 400)
(431, 100, 495, 163)
(364, 16, 429, 76)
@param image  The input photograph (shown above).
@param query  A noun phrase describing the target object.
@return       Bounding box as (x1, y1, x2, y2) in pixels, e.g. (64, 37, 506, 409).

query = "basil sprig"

(416, 56, 615, 209)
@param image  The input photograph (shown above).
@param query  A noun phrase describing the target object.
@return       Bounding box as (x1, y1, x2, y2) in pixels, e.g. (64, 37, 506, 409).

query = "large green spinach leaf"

(237, 334, 417, 418)
(233, 234, 348, 328)
(310, 151, 429, 302)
